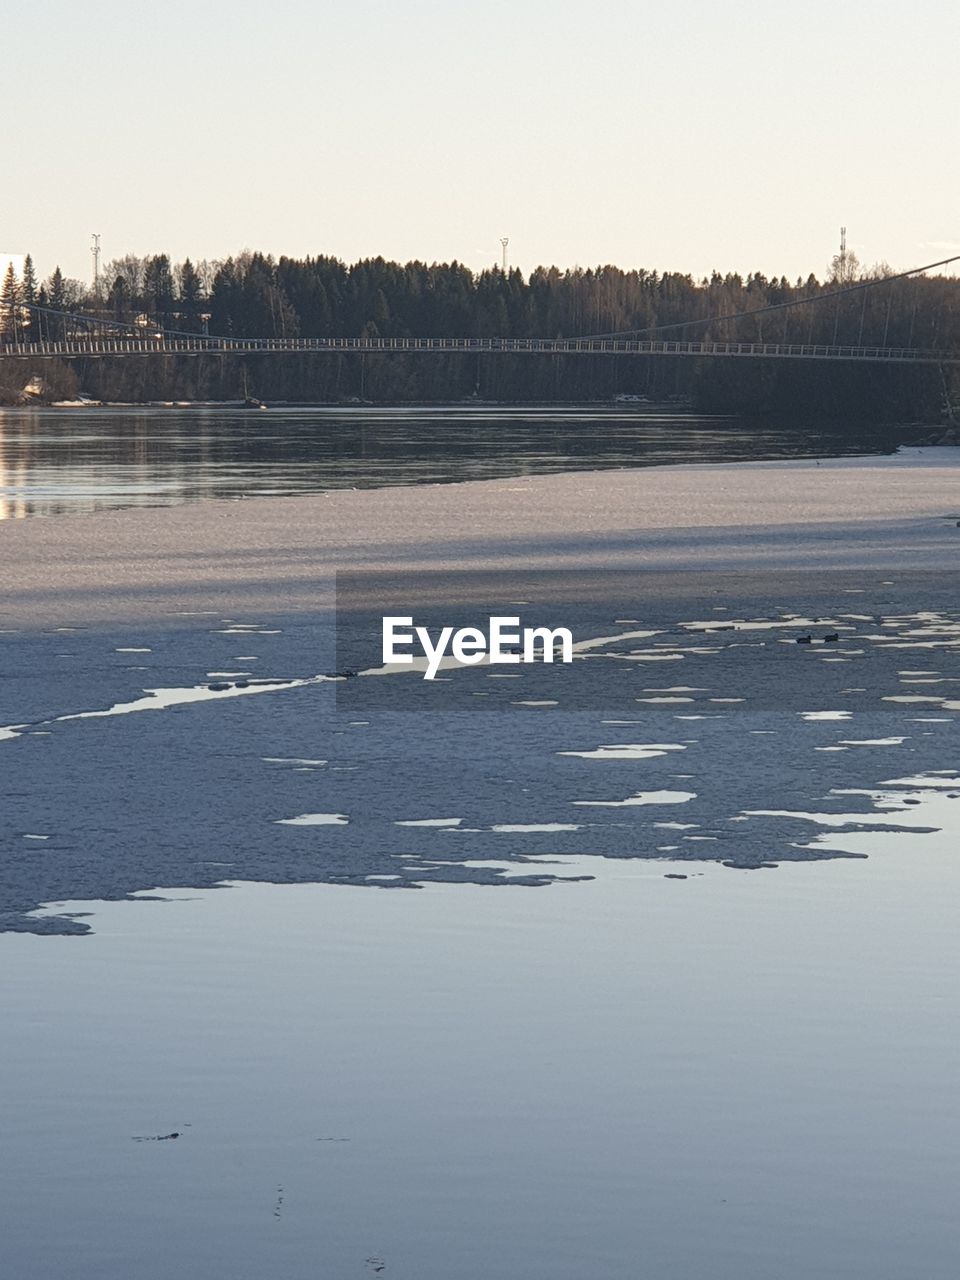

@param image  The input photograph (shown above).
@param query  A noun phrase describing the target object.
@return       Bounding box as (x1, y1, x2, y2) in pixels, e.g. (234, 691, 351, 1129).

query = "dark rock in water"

(902, 798, 921, 805)
(207, 682, 231, 691)
(233, 679, 250, 689)
(796, 635, 813, 645)
(664, 873, 688, 880)
(823, 632, 840, 642)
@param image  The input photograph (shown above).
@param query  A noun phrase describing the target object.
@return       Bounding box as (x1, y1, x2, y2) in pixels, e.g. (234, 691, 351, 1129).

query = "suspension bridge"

(1, 252, 958, 364)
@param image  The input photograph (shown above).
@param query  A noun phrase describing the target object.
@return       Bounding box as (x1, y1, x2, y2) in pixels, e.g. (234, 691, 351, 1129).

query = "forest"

(1, 247, 958, 421)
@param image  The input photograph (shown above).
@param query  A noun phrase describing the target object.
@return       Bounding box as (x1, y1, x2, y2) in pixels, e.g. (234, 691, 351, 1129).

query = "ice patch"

(395, 818, 463, 828)
(263, 757, 328, 766)
(838, 738, 907, 747)
(574, 790, 696, 808)
(276, 813, 349, 826)
(490, 823, 582, 833)
(0, 675, 333, 743)
(558, 743, 686, 761)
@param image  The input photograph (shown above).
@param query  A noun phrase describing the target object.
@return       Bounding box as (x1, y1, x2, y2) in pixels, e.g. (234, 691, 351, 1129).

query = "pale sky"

(5, 0, 959, 286)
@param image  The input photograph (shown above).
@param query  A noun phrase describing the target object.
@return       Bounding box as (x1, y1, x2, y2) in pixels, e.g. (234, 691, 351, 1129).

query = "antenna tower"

(500, 237, 509, 272)
(91, 233, 101, 291)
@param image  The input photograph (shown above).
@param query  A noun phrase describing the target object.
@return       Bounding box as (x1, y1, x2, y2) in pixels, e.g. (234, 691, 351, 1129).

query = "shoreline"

(2, 394, 948, 427)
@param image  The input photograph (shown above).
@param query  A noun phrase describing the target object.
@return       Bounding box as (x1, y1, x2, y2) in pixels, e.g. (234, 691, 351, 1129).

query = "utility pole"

(832, 226, 847, 344)
(500, 237, 509, 273)
(91, 233, 101, 293)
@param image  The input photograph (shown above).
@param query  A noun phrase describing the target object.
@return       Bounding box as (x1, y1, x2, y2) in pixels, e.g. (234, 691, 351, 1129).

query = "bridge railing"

(0, 335, 954, 362)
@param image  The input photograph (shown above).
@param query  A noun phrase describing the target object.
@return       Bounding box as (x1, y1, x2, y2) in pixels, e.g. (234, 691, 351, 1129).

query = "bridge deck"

(0, 335, 955, 363)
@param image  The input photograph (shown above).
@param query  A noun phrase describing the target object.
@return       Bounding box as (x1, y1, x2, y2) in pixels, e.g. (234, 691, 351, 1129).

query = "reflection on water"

(3, 824, 960, 1280)
(0, 404, 915, 518)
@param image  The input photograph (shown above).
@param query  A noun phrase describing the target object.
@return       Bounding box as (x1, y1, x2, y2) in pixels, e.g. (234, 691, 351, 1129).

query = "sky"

(4, 0, 959, 287)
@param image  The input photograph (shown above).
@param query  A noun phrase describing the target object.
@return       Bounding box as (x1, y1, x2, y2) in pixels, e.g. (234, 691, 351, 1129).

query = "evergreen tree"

(46, 267, 66, 339)
(1, 263, 21, 342)
(143, 254, 174, 328)
(209, 259, 241, 335)
(178, 258, 203, 332)
(108, 275, 129, 324)
(48, 267, 66, 309)
(21, 254, 37, 304)
(20, 254, 38, 342)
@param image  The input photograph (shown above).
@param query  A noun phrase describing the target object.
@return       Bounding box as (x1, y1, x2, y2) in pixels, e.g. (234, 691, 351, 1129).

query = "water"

(2, 415, 957, 1276)
(0, 404, 914, 518)
(4, 572, 959, 934)
(3, 812, 959, 1280)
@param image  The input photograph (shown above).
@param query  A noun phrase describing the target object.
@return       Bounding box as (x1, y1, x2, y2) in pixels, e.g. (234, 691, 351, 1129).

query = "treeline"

(2, 248, 958, 418)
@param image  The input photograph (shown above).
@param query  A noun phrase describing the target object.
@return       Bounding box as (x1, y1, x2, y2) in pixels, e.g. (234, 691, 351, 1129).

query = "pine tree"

(143, 254, 174, 328)
(48, 266, 66, 309)
(108, 275, 128, 324)
(178, 258, 203, 332)
(21, 254, 37, 304)
(47, 266, 66, 339)
(1, 263, 21, 342)
(20, 254, 38, 342)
